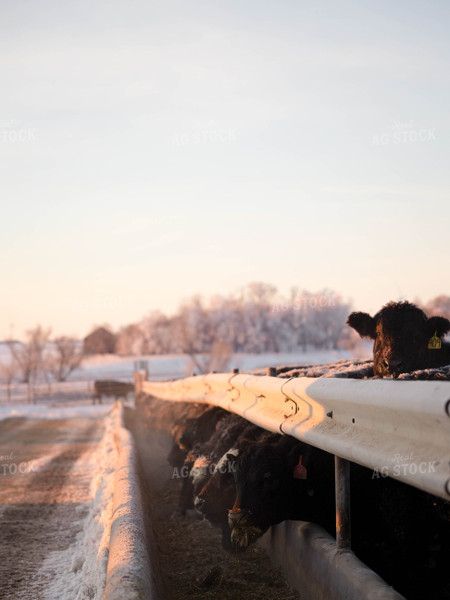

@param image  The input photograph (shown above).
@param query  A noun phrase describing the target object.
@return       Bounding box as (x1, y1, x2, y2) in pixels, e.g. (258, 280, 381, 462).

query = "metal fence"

(0, 380, 94, 404)
(136, 368, 450, 599)
(139, 369, 450, 501)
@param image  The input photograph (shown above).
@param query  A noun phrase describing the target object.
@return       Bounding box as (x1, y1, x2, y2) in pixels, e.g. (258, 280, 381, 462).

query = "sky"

(1, 0, 449, 340)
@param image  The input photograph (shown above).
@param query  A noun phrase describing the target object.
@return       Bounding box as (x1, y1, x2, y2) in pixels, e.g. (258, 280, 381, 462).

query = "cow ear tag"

(428, 331, 442, 350)
(293, 455, 307, 479)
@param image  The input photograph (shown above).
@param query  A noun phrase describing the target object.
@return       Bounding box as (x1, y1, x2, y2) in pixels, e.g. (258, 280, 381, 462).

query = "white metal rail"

(140, 372, 450, 501)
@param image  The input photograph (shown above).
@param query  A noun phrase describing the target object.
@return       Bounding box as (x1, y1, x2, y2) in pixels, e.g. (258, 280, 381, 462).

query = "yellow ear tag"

(428, 331, 442, 350)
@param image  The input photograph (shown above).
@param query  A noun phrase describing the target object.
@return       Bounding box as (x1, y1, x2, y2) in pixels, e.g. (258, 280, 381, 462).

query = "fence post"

(335, 456, 351, 551)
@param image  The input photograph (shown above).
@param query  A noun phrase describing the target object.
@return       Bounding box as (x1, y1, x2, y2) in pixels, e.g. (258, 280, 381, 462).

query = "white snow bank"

(103, 406, 154, 600)
(37, 404, 120, 600)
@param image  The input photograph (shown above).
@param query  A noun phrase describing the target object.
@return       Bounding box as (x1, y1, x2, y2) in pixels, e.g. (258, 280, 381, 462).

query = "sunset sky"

(1, 0, 449, 340)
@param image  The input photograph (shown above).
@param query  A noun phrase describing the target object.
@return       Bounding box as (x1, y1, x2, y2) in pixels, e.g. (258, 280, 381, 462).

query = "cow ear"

(347, 312, 377, 339)
(427, 316, 450, 338)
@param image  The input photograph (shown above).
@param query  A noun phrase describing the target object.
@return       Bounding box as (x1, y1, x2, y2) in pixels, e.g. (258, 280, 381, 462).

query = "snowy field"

(75, 347, 371, 380)
(0, 403, 114, 422)
(0, 347, 372, 407)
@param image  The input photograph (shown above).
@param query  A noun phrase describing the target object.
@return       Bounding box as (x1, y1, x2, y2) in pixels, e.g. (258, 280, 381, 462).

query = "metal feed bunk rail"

(136, 368, 450, 600)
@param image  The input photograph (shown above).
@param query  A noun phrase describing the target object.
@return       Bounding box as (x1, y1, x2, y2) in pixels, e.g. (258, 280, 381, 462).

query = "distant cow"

(92, 380, 134, 404)
(347, 301, 450, 377)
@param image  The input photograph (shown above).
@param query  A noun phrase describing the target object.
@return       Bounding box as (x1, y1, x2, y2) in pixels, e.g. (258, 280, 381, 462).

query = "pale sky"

(1, 0, 449, 340)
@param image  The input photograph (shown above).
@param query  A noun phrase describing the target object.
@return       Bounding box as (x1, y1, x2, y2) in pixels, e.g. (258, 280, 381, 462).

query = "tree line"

(2, 284, 448, 395)
(115, 283, 353, 356)
(0, 328, 84, 401)
(114, 286, 450, 357)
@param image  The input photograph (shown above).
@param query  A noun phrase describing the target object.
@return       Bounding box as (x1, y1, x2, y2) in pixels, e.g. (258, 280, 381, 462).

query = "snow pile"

(397, 364, 450, 380)
(249, 359, 450, 381)
(249, 358, 374, 379)
(230, 350, 365, 372)
(37, 404, 120, 600)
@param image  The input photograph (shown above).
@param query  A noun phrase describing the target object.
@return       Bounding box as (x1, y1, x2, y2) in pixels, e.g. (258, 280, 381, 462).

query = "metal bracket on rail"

(281, 378, 299, 419)
(227, 369, 241, 403)
(202, 375, 213, 402)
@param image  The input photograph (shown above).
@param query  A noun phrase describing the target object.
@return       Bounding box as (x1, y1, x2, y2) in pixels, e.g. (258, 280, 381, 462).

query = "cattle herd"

(167, 404, 449, 599)
(162, 302, 450, 600)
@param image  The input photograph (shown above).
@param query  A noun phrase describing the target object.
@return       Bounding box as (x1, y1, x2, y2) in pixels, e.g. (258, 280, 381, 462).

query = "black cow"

(92, 380, 134, 404)
(228, 436, 335, 546)
(178, 413, 252, 515)
(193, 425, 274, 551)
(167, 406, 228, 469)
(347, 301, 450, 377)
(193, 448, 242, 551)
(228, 434, 450, 600)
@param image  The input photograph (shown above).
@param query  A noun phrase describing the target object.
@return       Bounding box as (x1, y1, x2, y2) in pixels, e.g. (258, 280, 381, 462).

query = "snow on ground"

(0, 348, 373, 406)
(37, 403, 119, 600)
(230, 349, 371, 372)
(75, 348, 372, 381)
(0, 343, 371, 382)
(0, 403, 112, 421)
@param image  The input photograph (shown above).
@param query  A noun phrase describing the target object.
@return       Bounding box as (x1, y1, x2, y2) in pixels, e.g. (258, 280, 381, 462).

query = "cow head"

(194, 449, 241, 552)
(179, 407, 225, 449)
(194, 449, 238, 521)
(347, 301, 450, 377)
(228, 438, 304, 549)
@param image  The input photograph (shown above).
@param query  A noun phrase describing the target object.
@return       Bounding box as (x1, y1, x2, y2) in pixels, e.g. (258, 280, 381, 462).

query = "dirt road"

(0, 415, 105, 600)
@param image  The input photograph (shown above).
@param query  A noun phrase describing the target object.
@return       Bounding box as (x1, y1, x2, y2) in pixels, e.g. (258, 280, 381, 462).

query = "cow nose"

(194, 496, 205, 512)
(228, 509, 244, 526)
(384, 359, 405, 374)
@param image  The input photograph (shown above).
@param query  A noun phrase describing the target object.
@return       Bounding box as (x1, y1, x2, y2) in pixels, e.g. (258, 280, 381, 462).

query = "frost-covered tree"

(112, 283, 354, 358)
(116, 324, 146, 356)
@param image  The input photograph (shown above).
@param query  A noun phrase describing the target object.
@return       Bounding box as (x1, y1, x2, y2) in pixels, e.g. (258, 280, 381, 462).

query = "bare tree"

(0, 360, 18, 403)
(7, 340, 33, 384)
(47, 337, 84, 382)
(8, 326, 51, 402)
